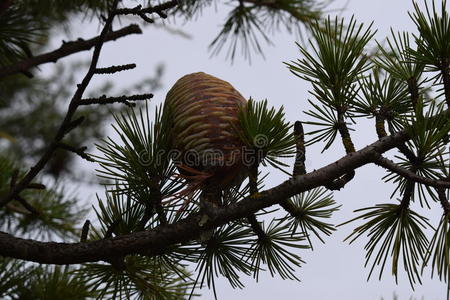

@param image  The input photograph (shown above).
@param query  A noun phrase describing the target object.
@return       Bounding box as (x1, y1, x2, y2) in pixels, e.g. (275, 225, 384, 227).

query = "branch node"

(80, 220, 90, 242)
(57, 143, 94, 162)
(293, 121, 306, 177)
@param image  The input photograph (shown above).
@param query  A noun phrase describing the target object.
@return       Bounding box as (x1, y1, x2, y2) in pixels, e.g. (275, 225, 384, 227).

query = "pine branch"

(0, 0, 121, 209)
(0, 24, 142, 79)
(374, 155, 450, 189)
(57, 143, 94, 162)
(1, 120, 445, 265)
(94, 63, 136, 74)
(115, 0, 178, 22)
(15, 195, 39, 216)
(80, 93, 153, 106)
(439, 61, 450, 108)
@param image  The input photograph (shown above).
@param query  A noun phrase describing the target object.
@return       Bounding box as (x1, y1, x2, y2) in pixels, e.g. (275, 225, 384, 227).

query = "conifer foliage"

(0, 0, 449, 299)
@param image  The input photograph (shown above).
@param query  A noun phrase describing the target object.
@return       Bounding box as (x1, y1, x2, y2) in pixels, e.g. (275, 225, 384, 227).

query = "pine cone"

(165, 72, 247, 189)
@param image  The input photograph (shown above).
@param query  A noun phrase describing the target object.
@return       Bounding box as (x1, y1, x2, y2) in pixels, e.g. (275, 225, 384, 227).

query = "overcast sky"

(58, 0, 448, 299)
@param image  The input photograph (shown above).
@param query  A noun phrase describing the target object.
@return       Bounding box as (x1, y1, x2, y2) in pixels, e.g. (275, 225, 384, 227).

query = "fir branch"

(0, 24, 142, 79)
(80, 93, 153, 106)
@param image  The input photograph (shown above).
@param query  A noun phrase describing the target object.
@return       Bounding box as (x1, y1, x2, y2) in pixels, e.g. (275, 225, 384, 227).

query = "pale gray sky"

(58, 0, 448, 299)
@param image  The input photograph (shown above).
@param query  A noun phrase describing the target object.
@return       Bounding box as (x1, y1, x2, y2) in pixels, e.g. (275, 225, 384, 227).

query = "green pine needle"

(409, 0, 450, 73)
(236, 98, 295, 172)
(192, 223, 253, 298)
(285, 187, 340, 249)
(80, 256, 193, 300)
(340, 204, 431, 289)
(246, 219, 308, 282)
(423, 209, 450, 296)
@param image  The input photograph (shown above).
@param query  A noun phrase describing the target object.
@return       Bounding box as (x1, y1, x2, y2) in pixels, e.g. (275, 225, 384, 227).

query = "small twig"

(26, 183, 46, 190)
(336, 109, 356, 154)
(115, 0, 178, 18)
(137, 11, 155, 23)
(437, 187, 450, 216)
(80, 220, 90, 242)
(95, 63, 136, 74)
(438, 61, 450, 108)
(246, 161, 266, 239)
(80, 93, 153, 106)
(9, 170, 18, 188)
(0, 24, 142, 79)
(375, 111, 418, 163)
(154, 192, 167, 225)
(407, 78, 420, 110)
(15, 195, 39, 216)
(325, 107, 356, 190)
(399, 180, 414, 210)
(63, 116, 85, 134)
(374, 155, 450, 189)
(5, 203, 31, 215)
(247, 214, 266, 240)
(293, 121, 306, 177)
(57, 143, 94, 162)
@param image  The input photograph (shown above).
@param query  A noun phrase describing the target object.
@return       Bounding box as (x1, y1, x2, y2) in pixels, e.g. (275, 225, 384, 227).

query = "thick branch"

(0, 128, 416, 264)
(0, 25, 142, 79)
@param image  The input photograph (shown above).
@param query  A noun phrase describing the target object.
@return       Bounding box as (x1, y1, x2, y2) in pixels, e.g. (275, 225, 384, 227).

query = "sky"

(55, 0, 449, 299)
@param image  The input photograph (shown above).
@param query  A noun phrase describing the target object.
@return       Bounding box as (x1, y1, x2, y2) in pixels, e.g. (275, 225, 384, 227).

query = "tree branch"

(0, 0, 121, 209)
(80, 93, 153, 106)
(373, 155, 450, 189)
(0, 24, 142, 79)
(0, 127, 419, 265)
